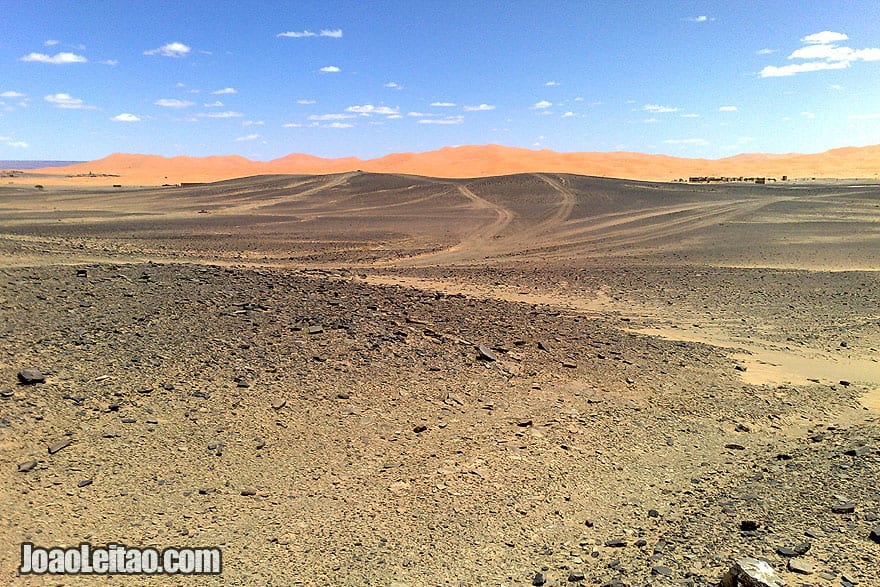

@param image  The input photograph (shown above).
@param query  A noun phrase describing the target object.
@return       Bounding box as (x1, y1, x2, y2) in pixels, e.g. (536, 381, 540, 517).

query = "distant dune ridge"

(26, 143, 880, 184)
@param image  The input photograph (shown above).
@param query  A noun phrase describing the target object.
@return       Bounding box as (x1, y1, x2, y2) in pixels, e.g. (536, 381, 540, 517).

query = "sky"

(1, 1, 879, 161)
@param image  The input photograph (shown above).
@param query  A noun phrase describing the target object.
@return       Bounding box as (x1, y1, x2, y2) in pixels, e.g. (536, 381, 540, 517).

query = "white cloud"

(561, 111, 575, 117)
(346, 104, 399, 115)
(802, 31, 849, 45)
(643, 117, 659, 123)
(761, 31, 880, 77)
(324, 122, 353, 128)
(801, 111, 815, 119)
(154, 98, 194, 108)
(757, 48, 776, 55)
(418, 116, 464, 125)
(0, 136, 28, 148)
(319, 65, 340, 73)
(664, 138, 709, 145)
(308, 113, 356, 121)
(100, 59, 118, 66)
(144, 42, 191, 58)
(44, 93, 94, 109)
(0, 91, 25, 98)
(532, 100, 552, 109)
(384, 82, 403, 90)
(277, 29, 342, 38)
(198, 111, 243, 118)
(848, 113, 880, 120)
(719, 105, 738, 112)
(386, 114, 403, 119)
(282, 122, 302, 128)
(681, 113, 701, 118)
(643, 104, 678, 113)
(44, 40, 59, 46)
(112, 113, 141, 122)
(685, 15, 714, 22)
(430, 102, 456, 107)
(204, 101, 223, 107)
(212, 87, 237, 95)
(545, 81, 560, 87)
(463, 103, 495, 111)
(242, 120, 264, 126)
(296, 99, 316, 105)
(21, 52, 87, 64)
(760, 60, 849, 77)
(235, 134, 260, 141)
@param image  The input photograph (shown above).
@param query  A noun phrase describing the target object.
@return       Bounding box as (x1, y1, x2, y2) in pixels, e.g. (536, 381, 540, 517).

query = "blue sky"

(1, 1, 879, 161)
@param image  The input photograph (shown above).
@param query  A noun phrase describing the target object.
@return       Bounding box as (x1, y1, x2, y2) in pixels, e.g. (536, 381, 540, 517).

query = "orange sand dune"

(16, 143, 880, 185)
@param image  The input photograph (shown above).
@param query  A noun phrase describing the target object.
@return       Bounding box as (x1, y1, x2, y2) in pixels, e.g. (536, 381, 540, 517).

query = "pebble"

(787, 558, 814, 575)
(869, 524, 880, 544)
(604, 538, 626, 547)
(77, 479, 93, 488)
(531, 572, 546, 586)
(48, 439, 72, 454)
(17, 368, 45, 384)
(18, 460, 37, 472)
(476, 345, 497, 362)
(567, 570, 584, 582)
(831, 503, 855, 514)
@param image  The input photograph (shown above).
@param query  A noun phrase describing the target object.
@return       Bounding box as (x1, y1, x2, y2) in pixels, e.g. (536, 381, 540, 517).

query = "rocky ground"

(1, 262, 878, 586)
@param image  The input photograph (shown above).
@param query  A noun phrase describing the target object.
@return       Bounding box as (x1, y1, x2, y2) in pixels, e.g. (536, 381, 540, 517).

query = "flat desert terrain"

(1, 172, 879, 585)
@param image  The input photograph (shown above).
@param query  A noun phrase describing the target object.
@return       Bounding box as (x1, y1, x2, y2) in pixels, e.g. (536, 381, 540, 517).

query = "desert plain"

(1, 150, 879, 586)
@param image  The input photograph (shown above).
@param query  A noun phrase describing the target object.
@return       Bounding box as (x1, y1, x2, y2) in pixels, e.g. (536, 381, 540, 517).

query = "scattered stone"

(648, 509, 660, 518)
(76, 269, 88, 277)
(567, 570, 585, 582)
(532, 572, 546, 586)
(776, 547, 796, 557)
(517, 419, 533, 427)
(604, 538, 627, 547)
(869, 524, 880, 544)
(740, 520, 759, 532)
(838, 379, 850, 387)
(413, 425, 427, 434)
(77, 479, 93, 488)
(271, 398, 286, 410)
(844, 445, 873, 457)
(17, 369, 45, 384)
(735, 364, 748, 372)
(720, 557, 784, 587)
(240, 488, 257, 496)
(18, 460, 37, 472)
(651, 565, 672, 577)
(476, 345, 497, 362)
(307, 325, 324, 335)
(725, 443, 746, 450)
(787, 558, 814, 575)
(48, 439, 72, 455)
(562, 361, 577, 368)
(537, 341, 551, 352)
(832, 503, 855, 514)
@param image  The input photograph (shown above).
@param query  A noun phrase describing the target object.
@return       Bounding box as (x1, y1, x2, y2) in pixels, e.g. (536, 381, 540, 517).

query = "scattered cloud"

(144, 42, 191, 58)
(561, 111, 575, 118)
(848, 113, 880, 120)
(0, 91, 25, 98)
(21, 52, 87, 64)
(235, 134, 260, 141)
(198, 111, 243, 118)
(418, 116, 464, 125)
(829, 84, 843, 90)
(100, 59, 118, 66)
(277, 29, 342, 38)
(282, 122, 302, 128)
(643, 117, 659, 124)
(384, 82, 403, 90)
(664, 138, 709, 145)
(681, 113, 701, 118)
(44, 93, 95, 109)
(685, 15, 714, 23)
(324, 122, 353, 128)
(44, 40, 60, 46)
(346, 104, 399, 115)
(760, 31, 880, 77)
(801, 111, 815, 119)
(719, 105, 738, 112)
(319, 65, 340, 73)
(532, 100, 553, 109)
(308, 113, 356, 121)
(204, 101, 223, 108)
(430, 102, 456, 107)
(0, 135, 29, 148)
(212, 87, 237, 95)
(463, 103, 495, 111)
(757, 48, 776, 55)
(242, 120, 264, 126)
(154, 98, 194, 108)
(296, 99, 316, 105)
(545, 81, 560, 87)
(112, 113, 141, 122)
(386, 114, 403, 119)
(643, 104, 678, 113)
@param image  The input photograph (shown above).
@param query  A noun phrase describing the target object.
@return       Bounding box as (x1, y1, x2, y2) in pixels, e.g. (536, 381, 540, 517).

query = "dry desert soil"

(1, 172, 879, 586)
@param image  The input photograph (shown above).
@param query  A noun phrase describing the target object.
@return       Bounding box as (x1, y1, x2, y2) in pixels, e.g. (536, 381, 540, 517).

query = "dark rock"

(77, 479, 93, 488)
(869, 524, 880, 544)
(831, 503, 855, 514)
(648, 509, 660, 518)
(537, 341, 551, 352)
(735, 364, 748, 372)
(839, 379, 850, 386)
(240, 488, 257, 496)
(651, 565, 672, 576)
(532, 572, 546, 586)
(17, 369, 45, 384)
(18, 460, 37, 472)
(844, 445, 873, 456)
(76, 269, 88, 277)
(413, 425, 427, 434)
(307, 325, 324, 335)
(725, 443, 746, 450)
(604, 538, 627, 547)
(776, 547, 796, 557)
(562, 361, 577, 368)
(793, 542, 811, 555)
(567, 570, 585, 582)
(740, 520, 759, 532)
